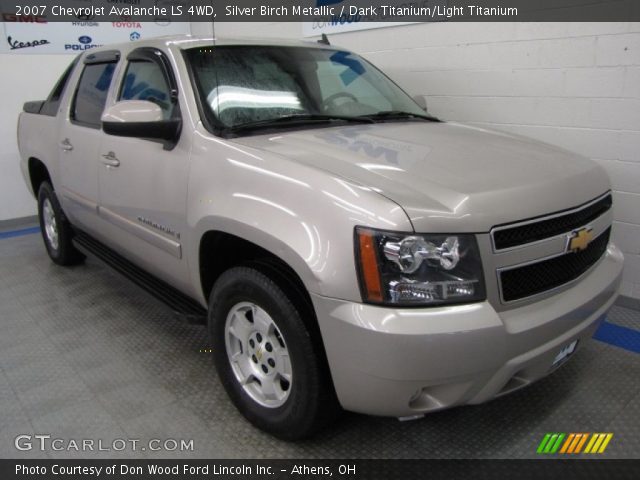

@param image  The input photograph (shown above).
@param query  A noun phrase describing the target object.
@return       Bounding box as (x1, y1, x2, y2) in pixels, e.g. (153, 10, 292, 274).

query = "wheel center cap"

(256, 346, 264, 361)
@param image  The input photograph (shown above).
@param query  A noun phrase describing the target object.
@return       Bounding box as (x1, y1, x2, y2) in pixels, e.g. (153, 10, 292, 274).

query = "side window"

(72, 62, 117, 127)
(119, 60, 173, 119)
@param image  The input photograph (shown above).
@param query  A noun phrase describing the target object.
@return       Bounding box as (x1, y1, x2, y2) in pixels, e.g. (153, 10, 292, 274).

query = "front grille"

(493, 194, 612, 250)
(499, 227, 610, 302)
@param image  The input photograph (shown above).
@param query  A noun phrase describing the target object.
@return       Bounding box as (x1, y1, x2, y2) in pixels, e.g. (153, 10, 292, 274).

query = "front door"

(97, 47, 191, 290)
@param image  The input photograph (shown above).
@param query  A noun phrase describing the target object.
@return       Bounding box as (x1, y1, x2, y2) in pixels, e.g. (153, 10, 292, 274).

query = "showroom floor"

(1, 226, 639, 459)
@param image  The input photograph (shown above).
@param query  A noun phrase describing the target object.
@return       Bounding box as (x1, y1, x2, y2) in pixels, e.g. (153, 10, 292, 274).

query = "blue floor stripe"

(593, 321, 640, 354)
(0, 226, 40, 240)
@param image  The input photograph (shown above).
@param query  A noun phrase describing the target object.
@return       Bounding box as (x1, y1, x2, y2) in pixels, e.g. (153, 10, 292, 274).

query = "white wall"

(0, 54, 76, 221)
(199, 21, 640, 300)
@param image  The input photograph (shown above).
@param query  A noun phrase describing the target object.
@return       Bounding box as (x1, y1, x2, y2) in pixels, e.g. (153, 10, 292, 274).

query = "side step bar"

(73, 230, 207, 323)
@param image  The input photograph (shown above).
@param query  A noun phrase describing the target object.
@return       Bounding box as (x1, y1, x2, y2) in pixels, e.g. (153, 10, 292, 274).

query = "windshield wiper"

(360, 110, 440, 122)
(224, 114, 374, 134)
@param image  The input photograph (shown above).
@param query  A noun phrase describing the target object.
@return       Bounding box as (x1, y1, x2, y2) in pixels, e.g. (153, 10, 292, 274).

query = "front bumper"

(311, 244, 624, 417)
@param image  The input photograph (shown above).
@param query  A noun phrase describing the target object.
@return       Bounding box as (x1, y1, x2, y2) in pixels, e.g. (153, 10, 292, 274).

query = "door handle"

(59, 138, 74, 152)
(101, 152, 120, 167)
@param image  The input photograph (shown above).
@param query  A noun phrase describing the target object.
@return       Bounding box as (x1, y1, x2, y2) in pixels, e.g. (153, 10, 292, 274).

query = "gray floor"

(1, 231, 639, 459)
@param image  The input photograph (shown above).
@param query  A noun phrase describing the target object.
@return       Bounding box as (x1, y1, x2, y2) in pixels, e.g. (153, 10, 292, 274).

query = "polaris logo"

(65, 36, 102, 51)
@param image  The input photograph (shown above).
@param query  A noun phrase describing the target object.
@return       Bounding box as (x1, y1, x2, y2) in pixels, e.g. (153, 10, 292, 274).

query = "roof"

(85, 34, 339, 53)
(167, 35, 334, 49)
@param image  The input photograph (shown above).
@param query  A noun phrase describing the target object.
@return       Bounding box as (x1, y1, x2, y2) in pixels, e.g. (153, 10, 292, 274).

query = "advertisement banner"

(1, 18, 190, 54)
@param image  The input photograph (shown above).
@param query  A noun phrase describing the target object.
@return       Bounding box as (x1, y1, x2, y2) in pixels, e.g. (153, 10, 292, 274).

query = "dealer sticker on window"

(552, 340, 578, 367)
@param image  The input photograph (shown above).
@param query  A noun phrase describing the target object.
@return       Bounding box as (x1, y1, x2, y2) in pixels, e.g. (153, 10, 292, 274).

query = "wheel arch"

(27, 157, 52, 196)
(197, 227, 318, 311)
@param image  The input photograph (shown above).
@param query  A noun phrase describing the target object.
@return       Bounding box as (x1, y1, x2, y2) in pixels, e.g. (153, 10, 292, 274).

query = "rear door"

(96, 47, 191, 290)
(58, 50, 120, 233)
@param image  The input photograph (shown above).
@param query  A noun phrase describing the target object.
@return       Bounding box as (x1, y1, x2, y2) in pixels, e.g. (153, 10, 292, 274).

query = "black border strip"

(3, 459, 640, 480)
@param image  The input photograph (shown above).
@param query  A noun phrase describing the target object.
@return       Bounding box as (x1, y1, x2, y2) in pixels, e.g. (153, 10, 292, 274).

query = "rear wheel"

(37, 182, 84, 266)
(209, 266, 338, 439)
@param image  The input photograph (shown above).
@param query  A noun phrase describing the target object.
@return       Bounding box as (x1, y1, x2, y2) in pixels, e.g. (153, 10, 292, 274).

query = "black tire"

(209, 266, 339, 440)
(37, 181, 84, 266)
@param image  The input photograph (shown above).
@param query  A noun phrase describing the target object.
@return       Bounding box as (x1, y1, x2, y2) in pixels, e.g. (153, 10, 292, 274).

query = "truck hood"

(231, 122, 610, 232)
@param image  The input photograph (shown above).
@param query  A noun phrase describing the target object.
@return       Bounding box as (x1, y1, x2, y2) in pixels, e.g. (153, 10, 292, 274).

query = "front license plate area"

(552, 340, 578, 368)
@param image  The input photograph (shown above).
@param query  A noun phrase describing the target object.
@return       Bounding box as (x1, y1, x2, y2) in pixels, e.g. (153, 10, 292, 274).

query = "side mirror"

(101, 100, 180, 145)
(412, 94, 428, 112)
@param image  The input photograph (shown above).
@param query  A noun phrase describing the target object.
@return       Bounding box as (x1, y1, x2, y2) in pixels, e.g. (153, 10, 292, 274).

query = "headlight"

(355, 227, 486, 306)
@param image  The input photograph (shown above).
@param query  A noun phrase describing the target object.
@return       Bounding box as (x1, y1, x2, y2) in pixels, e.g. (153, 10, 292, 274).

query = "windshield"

(184, 45, 428, 132)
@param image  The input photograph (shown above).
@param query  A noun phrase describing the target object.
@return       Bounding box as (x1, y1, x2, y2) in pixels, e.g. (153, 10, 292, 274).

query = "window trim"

(84, 50, 121, 65)
(122, 47, 179, 101)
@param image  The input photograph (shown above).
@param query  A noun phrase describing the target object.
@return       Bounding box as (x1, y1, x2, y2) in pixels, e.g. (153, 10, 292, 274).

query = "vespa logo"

(7, 36, 50, 50)
(566, 227, 594, 253)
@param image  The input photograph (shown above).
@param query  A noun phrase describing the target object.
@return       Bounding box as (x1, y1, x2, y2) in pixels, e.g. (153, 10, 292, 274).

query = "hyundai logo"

(78, 36, 92, 44)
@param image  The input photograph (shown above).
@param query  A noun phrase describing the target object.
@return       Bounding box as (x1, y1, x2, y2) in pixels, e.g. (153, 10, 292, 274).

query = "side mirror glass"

(101, 100, 180, 145)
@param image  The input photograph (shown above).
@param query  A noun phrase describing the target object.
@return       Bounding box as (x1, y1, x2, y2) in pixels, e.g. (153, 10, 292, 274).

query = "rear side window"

(72, 62, 117, 127)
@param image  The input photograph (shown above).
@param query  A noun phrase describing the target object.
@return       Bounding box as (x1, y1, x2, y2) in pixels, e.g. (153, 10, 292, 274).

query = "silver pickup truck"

(18, 35, 623, 439)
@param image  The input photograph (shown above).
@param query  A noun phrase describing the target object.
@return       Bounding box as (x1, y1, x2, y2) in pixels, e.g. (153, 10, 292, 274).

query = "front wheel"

(209, 266, 338, 439)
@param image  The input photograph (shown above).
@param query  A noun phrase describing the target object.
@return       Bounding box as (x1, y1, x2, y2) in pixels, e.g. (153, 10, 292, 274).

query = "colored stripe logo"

(537, 433, 613, 454)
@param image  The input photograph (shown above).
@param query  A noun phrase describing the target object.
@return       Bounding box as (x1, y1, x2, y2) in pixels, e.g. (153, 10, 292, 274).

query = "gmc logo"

(2, 13, 47, 23)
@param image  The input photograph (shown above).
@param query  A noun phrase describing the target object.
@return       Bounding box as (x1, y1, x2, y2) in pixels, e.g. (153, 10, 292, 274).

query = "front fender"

(186, 125, 413, 304)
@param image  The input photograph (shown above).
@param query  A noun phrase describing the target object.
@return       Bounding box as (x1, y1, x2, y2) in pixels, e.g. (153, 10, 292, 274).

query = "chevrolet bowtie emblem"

(567, 227, 594, 253)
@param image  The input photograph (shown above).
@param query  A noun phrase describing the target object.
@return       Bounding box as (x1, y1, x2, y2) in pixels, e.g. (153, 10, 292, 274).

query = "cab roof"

(86, 34, 340, 53)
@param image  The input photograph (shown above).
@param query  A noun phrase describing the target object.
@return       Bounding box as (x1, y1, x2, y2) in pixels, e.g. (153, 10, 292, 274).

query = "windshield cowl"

(222, 111, 441, 137)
